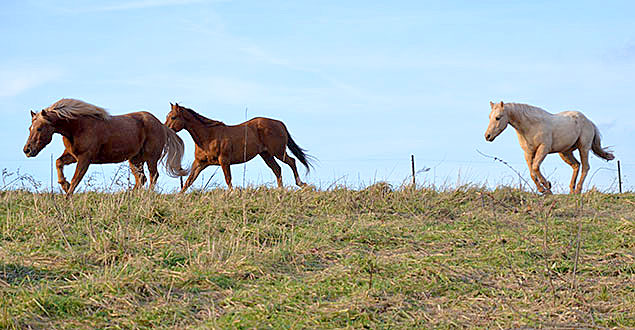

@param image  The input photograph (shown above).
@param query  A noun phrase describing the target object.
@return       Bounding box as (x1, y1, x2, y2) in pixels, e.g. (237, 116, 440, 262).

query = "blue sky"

(1, 0, 634, 192)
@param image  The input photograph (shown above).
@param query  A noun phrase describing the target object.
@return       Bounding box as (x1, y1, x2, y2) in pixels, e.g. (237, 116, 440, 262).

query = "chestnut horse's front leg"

(180, 159, 208, 193)
(56, 150, 77, 193)
(65, 155, 91, 198)
(219, 156, 233, 189)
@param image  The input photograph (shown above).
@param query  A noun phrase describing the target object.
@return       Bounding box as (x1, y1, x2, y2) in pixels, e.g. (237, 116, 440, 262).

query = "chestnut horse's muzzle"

(23, 144, 39, 157)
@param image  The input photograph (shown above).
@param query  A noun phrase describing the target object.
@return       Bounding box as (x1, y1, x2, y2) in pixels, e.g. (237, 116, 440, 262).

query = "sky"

(1, 0, 634, 193)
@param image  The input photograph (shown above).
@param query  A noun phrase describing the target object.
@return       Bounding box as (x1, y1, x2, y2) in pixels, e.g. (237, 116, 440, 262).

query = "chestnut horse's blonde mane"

(43, 98, 110, 121)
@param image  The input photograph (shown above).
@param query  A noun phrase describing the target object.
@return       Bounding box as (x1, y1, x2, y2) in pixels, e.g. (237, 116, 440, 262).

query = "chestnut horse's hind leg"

(128, 159, 147, 189)
(260, 152, 283, 187)
(147, 160, 159, 190)
(559, 151, 580, 194)
(277, 152, 306, 187)
(56, 151, 77, 193)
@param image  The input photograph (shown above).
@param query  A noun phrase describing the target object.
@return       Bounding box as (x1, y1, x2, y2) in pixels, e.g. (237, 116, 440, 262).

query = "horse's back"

(120, 111, 163, 128)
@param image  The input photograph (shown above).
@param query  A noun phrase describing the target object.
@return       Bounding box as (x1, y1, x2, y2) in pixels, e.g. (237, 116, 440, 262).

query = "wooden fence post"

(617, 160, 622, 194)
(411, 155, 415, 186)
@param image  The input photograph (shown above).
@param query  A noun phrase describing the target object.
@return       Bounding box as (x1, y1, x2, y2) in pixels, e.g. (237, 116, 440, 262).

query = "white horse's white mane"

(42, 98, 110, 121)
(504, 103, 551, 121)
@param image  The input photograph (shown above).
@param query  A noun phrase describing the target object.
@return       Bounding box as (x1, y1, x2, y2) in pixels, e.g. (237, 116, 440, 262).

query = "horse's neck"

(507, 105, 545, 134)
(53, 117, 81, 140)
(184, 118, 214, 147)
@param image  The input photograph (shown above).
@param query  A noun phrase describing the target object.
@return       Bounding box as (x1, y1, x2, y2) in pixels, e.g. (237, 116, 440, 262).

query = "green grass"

(0, 186, 633, 329)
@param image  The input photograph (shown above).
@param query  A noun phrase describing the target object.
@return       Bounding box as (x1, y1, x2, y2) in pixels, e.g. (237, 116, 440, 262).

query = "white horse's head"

(485, 101, 508, 142)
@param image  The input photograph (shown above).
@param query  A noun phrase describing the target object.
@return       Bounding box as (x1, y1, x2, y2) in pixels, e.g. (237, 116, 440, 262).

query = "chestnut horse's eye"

(171, 116, 177, 120)
(37, 127, 42, 131)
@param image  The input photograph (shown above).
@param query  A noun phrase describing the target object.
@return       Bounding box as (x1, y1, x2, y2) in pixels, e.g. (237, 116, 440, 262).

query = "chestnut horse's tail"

(285, 128, 315, 173)
(161, 126, 190, 177)
(591, 124, 615, 161)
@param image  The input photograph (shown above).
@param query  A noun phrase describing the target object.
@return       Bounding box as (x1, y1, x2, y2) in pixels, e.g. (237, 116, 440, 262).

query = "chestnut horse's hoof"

(59, 181, 70, 193)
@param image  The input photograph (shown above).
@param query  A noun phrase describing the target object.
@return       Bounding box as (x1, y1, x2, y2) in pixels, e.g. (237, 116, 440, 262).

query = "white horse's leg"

(532, 145, 552, 194)
(575, 148, 591, 194)
(524, 150, 544, 193)
(559, 151, 580, 194)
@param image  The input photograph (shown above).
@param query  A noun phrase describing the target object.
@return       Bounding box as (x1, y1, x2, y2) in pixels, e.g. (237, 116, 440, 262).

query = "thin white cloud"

(0, 67, 63, 98)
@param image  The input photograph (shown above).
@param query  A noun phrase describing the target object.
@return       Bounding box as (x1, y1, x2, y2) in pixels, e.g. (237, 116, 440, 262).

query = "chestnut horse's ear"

(489, 101, 494, 108)
(170, 102, 173, 106)
(41, 109, 48, 117)
(30, 110, 36, 118)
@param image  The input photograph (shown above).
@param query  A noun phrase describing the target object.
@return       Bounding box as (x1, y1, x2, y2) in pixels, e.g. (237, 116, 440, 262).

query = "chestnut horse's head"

(165, 103, 187, 132)
(24, 110, 57, 157)
(485, 101, 509, 142)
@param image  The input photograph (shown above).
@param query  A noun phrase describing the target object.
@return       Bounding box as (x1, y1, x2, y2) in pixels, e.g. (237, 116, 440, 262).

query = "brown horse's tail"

(285, 128, 315, 173)
(591, 124, 615, 161)
(161, 126, 190, 177)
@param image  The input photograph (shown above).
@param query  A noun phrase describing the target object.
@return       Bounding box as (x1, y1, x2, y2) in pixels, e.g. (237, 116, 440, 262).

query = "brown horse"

(24, 99, 189, 196)
(164, 103, 314, 191)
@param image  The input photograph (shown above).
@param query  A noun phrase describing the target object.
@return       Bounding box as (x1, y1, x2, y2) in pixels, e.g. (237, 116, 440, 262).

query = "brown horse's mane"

(43, 98, 110, 121)
(179, 105, 225, 128)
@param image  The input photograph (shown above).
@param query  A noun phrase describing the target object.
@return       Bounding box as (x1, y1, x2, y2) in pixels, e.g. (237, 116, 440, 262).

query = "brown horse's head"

(165, 102, 187, 132)
(24, 110, 57, 157)
(485, 101, 509, 142)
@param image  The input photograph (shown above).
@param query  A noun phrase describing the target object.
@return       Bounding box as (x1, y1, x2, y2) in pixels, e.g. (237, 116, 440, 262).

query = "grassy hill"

(1, 186, 633, 329)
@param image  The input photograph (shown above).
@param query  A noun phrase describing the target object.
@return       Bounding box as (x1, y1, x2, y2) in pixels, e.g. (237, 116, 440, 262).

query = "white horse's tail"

(591, 124, 615, 161)
(161, 126, 190, 177)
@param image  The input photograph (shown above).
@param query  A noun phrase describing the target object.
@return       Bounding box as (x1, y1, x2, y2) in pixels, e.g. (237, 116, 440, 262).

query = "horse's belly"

(93, 143, 141, 164)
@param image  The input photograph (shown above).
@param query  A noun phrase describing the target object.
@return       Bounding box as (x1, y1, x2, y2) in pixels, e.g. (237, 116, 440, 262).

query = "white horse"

(484, 101, 614, 194)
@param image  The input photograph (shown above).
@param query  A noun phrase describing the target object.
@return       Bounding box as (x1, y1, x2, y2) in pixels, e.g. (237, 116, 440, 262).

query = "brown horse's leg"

(219, 157, 233, 189)
(559, 151, 580, 194)
(65, 156, 91, 197)
(260, 152, 283, 187)
(532, 145, 552, 194)
(180, 159, 208, 193)
(56, 151, 76, 193)
(147, 160, 159, 190)
(128, 160, 146, 189)
(574, 148, 591, 194)
(277, 152, 305, 187)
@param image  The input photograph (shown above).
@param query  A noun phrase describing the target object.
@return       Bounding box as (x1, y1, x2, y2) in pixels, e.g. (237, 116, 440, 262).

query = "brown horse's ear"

(170, 102, 173, 106)
(30, 110, 36, 118)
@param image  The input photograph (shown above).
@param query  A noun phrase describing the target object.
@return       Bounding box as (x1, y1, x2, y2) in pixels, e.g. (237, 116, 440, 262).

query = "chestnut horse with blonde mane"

(485, 101, 614, 194)
(24, 99, 189, 196)
(165, 103, 314, 191)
